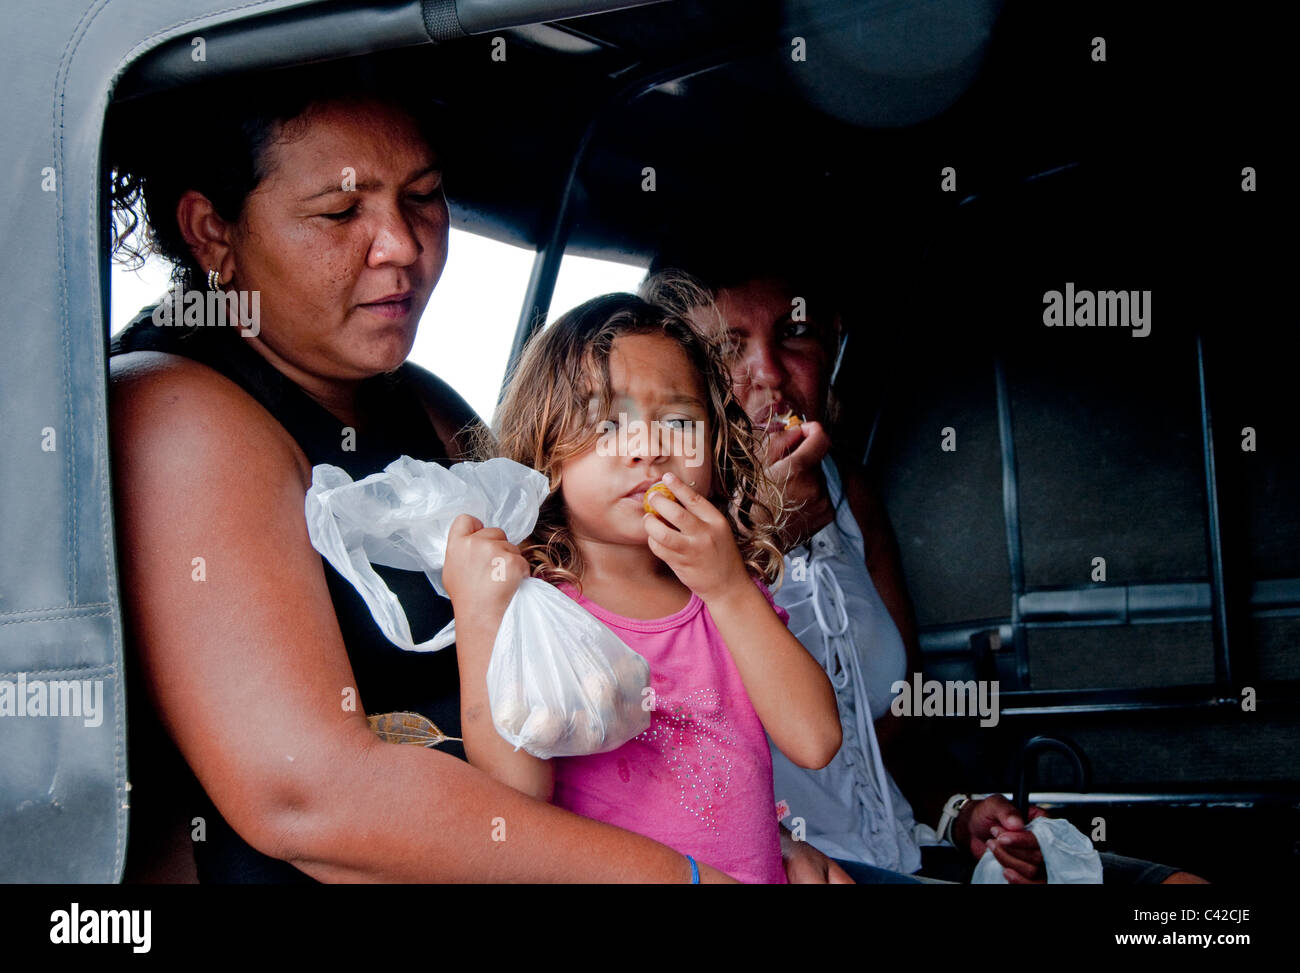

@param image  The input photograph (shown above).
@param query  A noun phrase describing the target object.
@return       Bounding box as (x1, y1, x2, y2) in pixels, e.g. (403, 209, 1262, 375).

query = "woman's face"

(712, 277, 835, 448)
(227, 98, 448, 382)
(560, 333, 714, 548)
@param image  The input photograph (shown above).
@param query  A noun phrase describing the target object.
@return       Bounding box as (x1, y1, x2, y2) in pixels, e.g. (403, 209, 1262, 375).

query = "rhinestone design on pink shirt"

(637, 688, 735, 832)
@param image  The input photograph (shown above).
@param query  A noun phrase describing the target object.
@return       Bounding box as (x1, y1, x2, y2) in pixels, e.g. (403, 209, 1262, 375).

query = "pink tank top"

(552, 581, 789, 884)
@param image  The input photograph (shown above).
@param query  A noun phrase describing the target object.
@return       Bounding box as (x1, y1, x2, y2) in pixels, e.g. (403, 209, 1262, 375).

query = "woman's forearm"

(269, 723, 717, 883)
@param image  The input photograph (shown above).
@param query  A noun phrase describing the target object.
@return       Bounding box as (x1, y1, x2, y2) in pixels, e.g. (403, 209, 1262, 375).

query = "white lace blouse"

(769, 457, 931, 873)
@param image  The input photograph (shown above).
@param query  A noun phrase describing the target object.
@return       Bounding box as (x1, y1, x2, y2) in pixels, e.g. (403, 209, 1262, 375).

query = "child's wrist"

(452, 604, 508, 647)
(684, 854, 700, 884)
(699, 573, 760, 614)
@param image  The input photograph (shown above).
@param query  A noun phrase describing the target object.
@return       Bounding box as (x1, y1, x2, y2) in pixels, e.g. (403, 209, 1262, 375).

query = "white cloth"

(971, 816, 1103, 884)
(770, 458, 926, 874)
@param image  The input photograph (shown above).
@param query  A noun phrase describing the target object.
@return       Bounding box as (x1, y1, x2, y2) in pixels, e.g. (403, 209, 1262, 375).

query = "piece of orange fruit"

(643, 481, 676, 515)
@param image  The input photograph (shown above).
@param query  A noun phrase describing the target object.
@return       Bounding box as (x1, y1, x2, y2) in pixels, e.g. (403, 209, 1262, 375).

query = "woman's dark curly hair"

(106, 54, 445, 288)
(488, 290, 786, 592)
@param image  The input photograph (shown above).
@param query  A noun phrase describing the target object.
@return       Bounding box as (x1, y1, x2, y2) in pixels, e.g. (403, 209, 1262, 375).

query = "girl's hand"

(648, 473, 842, 769)
(442, 514, 529, 641)
(642, 472, 749, 604)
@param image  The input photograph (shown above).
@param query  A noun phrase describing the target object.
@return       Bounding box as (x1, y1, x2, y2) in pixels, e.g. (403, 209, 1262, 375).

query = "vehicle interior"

(12, 0, 1289, 883)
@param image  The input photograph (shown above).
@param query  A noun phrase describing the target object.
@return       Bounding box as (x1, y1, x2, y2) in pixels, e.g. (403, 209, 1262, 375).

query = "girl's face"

(227, 98, 448, 381)
(560, 333, 714, 547)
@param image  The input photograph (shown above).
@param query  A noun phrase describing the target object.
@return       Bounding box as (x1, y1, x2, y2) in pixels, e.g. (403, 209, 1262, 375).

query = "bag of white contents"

(304, 455, 651, 757)
(489, 577, 650, 757)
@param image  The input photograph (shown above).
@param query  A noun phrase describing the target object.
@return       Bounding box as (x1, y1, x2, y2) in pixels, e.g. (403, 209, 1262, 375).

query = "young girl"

(443, 293, 841, 883)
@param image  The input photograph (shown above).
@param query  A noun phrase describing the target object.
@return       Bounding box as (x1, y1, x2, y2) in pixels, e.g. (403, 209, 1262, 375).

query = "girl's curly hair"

(487, 289, 786, 592)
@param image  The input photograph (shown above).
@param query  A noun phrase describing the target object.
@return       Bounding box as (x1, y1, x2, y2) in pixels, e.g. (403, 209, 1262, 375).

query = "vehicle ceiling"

(112, 0, 1266, 266)
(396, 0, 1263, 265)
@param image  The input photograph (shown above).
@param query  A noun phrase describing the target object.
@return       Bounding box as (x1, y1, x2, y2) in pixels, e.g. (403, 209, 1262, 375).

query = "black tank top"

(112, 309, 470, 882)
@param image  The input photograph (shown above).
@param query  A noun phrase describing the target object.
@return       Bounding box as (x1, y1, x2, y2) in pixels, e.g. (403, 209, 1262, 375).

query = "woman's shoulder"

(110, 349, 311, 486)
(111, 348, 279, 432)
(398, 361, 486, 461)
(399, 359, 470, 408)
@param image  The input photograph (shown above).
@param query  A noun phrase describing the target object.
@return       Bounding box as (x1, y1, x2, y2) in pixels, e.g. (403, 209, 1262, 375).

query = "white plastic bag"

(304, 456, 651, 758)
(971, 815, 1103, 884)
(490, 577, 651, 757)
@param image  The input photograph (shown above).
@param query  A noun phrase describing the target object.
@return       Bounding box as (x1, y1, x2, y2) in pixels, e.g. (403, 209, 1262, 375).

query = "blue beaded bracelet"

(686, 855, 700, 884)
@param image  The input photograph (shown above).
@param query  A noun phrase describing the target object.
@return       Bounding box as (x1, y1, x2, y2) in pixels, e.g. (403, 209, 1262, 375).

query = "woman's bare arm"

(110, 351, 727, 883)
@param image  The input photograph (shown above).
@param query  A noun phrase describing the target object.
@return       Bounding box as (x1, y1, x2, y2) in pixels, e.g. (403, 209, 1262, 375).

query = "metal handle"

(1016, 734, 1091, 817)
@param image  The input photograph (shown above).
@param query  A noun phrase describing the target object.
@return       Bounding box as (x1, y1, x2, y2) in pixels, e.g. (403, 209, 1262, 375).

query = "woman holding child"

(109, 58, 849, 883)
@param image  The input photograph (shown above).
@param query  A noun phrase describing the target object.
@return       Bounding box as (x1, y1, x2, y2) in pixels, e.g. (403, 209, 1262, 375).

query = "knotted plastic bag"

(304, 455, 650, 758)
(971, 815, 1103, 884)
